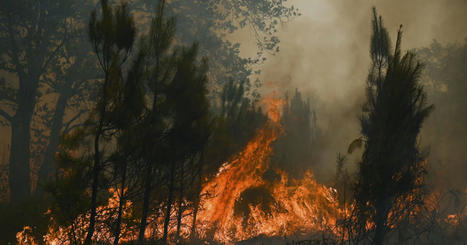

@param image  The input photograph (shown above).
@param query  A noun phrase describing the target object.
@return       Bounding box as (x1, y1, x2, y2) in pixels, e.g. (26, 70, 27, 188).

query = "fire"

(18, 96, 465, 244)
(15, 97, 345, 244)
(193, 97, 343, 243)
(17, 188, 135, 245)
(194, 99, 282, 242)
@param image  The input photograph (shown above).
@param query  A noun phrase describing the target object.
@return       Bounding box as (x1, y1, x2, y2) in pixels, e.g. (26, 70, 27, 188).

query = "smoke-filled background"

(1, 0, 465, 189)
(231, 0, 467, 186)
(1, 0, 466, 243)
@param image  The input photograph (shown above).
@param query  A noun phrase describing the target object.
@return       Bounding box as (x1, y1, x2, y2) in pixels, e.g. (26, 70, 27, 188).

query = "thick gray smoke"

(234, 0, 467, 183)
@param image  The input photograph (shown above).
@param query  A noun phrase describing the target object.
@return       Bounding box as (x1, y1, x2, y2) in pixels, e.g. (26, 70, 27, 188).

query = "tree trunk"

(190, 195, 200, 240)
(139, 77, 160, 243)
(373, 198, 390, 245)
(190, 153, 204, 239)
(9, 76, 39, 203)
(176, 162, 184, 241)
(9, 118, 32, 203)
(114, 161, 127, 245)
(85, 69, 110, 244)
(36, 92, 68, 194)
(138, 165, 153, 244)
(84, 122, 102, 245)
(162, 162, 176, 243)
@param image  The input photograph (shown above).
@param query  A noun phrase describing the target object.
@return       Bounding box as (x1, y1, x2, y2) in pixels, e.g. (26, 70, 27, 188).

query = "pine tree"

(354, 9, 433, 245)
(273, 89, 316, 177)
(85, 1, 137, 243)
(135, 1, 178, 242)
(161, 43, 211, 243)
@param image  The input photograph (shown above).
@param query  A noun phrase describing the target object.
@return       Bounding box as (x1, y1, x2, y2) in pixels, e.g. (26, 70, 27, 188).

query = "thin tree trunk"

(114, 160, 127, 245)
(138, 165, 153, 244)
(162, 162, 176, 243)
(84, 125, 102, 245)
(373, 198, 390, 245)
(85, 69, 110, 244)
(190, 153, 204, 239)
(138, 56, 160, 243)
(176, 161, 184, 240)
(151, 208, 161, 241)
(190, 195, 200, 240)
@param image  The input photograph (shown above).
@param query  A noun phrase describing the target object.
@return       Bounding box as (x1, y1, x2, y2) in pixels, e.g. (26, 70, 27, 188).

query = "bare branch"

(0, 108, 12, 122)
(63, 123, 85, 135)
(63, 109, 87, 132)
(41, 20, 70, 72)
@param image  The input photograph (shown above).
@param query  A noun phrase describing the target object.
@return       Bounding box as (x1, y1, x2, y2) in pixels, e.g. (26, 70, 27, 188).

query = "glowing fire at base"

(16, 97, 345, 244)
(194, 97, 343, 243)
(18, 97, 465, 244)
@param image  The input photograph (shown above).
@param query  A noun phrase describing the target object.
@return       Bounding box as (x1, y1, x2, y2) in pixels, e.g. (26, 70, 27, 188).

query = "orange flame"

(193, 97, 344, 243)
(15, 97, 344, 244)
(18, 97, 464, 244)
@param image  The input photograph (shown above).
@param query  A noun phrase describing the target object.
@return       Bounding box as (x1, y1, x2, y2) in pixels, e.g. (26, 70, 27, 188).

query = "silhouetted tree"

(161, 43, 211, 243)
(134, 0, 177, 242)
(110, 48, 146, 245)
(220, 80, 266, 154)
(46, 128, 92, 244)
(0, 0, 78, 204)
(272, 89, 318, 177)
(132, 0, 299, 99)
(36, 33, 98, 194)
(368, 7, 391, 86)
(354, 10, 433, 245)
(85, 0, 137, 243)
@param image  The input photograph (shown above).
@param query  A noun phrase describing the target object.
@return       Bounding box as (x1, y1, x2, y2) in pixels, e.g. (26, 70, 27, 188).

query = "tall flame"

(194, 97, 343, 243)
(16, 97, 344, 244)
(17, 97, 464, 244)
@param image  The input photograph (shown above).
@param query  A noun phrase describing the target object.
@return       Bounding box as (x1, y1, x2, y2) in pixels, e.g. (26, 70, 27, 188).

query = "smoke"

(234, 0, 467, 183)
(1, 0, 465, 187)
